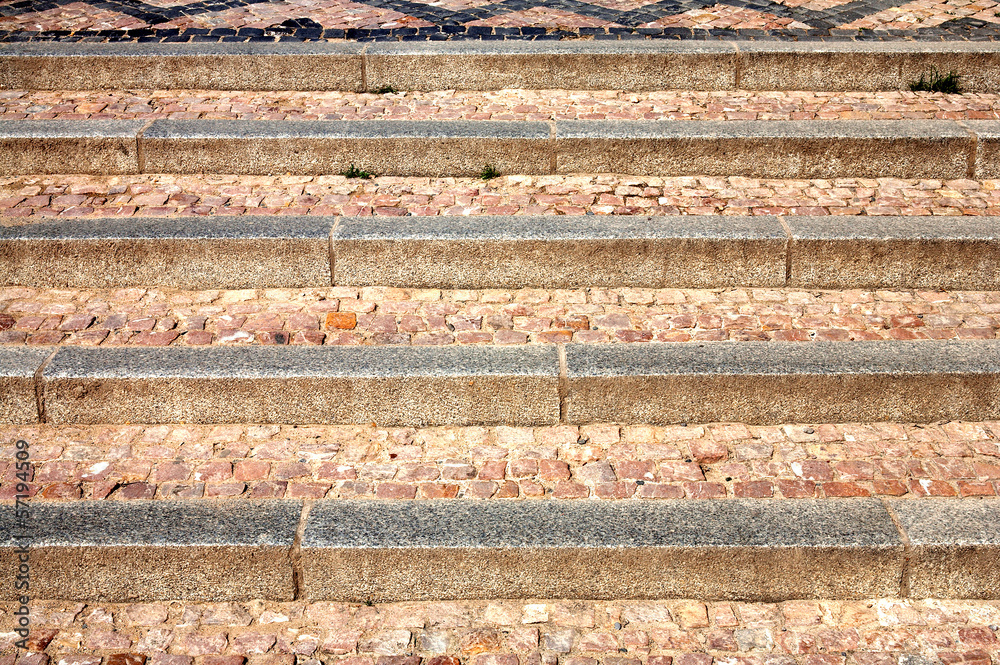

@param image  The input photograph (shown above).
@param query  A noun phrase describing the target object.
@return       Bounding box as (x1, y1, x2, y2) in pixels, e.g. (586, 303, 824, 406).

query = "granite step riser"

(4, 42, 1000, 92)
(1, 498, 998, 603)
(3, 341, 1000, 426)
(6, 215, 1000, 291)
(3, 119, 999, 179)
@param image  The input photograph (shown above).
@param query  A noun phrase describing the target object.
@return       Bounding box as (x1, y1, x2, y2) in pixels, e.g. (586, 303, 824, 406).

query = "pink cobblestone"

(1, 175, 998, 220)
(2, 420, 1000, 501)
(2, 90, 1000, 123)
(0, 599, 997, 661)
(0, 287, 997, 347)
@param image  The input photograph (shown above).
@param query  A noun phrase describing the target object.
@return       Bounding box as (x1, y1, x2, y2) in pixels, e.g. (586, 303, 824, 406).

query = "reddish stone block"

(467, 481, 498, 499)
(958, 481, 995, 496)
(734, 481, 774, 498)
(834, 460, 875, 480)
(106, 656, 147, 665)
(959, 628, 998, 646)
(615, 460, 655, 480)
(326, 312, 357, 330)
(595, 481, 637, 498)
(538, 459, 571, 481)
(509, 459, 538, 477)
(478, 460, 507, 481)
(59, 314, 95, 331)
(376, 658, 420, 665)
(908, 479, 957, 496)
(683, 482, 725, 499)
(376, 482, 417, 499)
(420, 483, 460, 499)
(659, 461, 704, 481)
(873, 480, 908, 496)
(552, 481, 588, 498)
(461, 628, 503, 654)
(637, 483, 684, 499)
(287, 482, 330, 498)
(273, 461, 310, 480)
(689, 439, 728, 463)
(25, 629, 58, 652)
(132, 331, 179, 346)
(234, 460, 270, 482)
(202, 658, 246, 665)
(777, 480, 816, 498)
(496, 480, 519, 498)
(206, 481, 247, 497)
(38, 482, 82, 499)
(823, 482, 871, 497)
(114, 482, 156, 499)
(249, 481, 287, 498)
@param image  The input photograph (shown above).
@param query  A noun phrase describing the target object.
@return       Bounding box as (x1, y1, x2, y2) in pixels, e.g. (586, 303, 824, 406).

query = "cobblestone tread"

(0, 286, 995, 347)
(2, 175, 997, 219)
(2, 90, 1000, 122)
(2, 419, 999, 501)
(1, 598, 998, 661)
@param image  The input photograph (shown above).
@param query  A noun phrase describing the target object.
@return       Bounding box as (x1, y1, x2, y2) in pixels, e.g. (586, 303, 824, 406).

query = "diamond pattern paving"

(0, 0, 997, 41)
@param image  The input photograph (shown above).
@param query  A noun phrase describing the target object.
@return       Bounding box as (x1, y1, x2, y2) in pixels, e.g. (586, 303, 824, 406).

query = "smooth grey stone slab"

(141, 120, 551, 176)
(0, 348, 49, 425)
(0, 42, 365, 91)
(0, 500, 300, 601)
(366, 40, 738, 91)
(301, 499, 903, 601)
(891, 499, 1000, 599)
(554, 120, 972, 178)
(563, 340, 1000, 424)
(0, 216, 335, 289)
(785, 215, 1000, 289)
(0, 119, 143, 175)
(332, 215, 787, 288)
(42, 346, 560, 426)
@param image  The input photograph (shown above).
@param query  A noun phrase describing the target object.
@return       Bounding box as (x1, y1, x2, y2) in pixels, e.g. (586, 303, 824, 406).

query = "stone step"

(3, 41, 1000, 93)
(3, 341, 1000, 425)
(6, 420, 999, 502)
(4, 215, 1000, 290)
(1, 497, 998, 602)
(3, 118, 997, 178)
(3, 598, 998, 663)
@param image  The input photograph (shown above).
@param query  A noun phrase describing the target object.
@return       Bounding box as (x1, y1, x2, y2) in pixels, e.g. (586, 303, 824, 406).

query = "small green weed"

(909, 68, 961, 94)
(373, 85, 398, 94)
(341, 163, 376, 179)
(480, 163, 501, 180)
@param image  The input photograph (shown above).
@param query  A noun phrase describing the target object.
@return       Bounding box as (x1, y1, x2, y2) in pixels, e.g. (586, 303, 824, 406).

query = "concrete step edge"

(2, 118, 996, 178)
(4, 214, 1000, 290)
(2, 497, 997, 602)
(3, 41, 1000, 92)
(3, 340, 1000, 425)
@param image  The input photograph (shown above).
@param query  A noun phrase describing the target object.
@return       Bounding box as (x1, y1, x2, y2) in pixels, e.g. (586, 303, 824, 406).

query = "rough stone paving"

(3, 175, 1000, 218)
(1, 0, 1000, 41)
(0, 598, 998, 660)
(2, 419, 1000, 500)
(0, 287, 999, 347)
(4, 90, 1000, 123)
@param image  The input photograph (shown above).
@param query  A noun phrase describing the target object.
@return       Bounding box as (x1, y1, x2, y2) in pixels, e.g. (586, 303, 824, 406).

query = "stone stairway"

(0, 39, 1000, 665)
